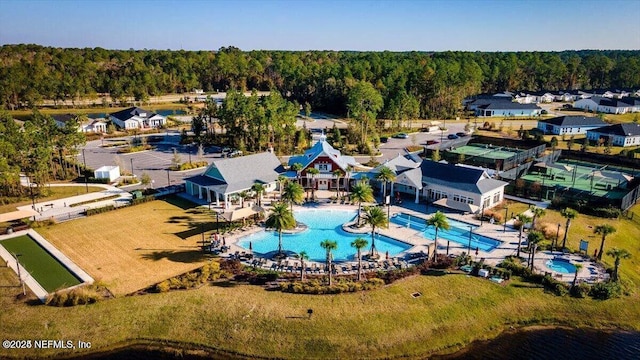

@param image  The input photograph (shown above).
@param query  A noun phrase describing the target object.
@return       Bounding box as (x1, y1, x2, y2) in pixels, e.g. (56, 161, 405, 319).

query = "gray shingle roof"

(589, 123, 640, 137)
(478, 101, 541, 110)
(420, 161, 507, 194)
(539, 116, 606, 127)
(395, 168, 423, 189)
(373, 154, 421, 174)
(191, 152, 283, 194)
(110, 107, 161, 121)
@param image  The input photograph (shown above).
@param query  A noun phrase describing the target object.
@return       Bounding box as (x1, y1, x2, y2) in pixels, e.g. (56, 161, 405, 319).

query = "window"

(453, 194, 460, 202)
(493, 192, 501, 203)
(316, 163, 330, 172)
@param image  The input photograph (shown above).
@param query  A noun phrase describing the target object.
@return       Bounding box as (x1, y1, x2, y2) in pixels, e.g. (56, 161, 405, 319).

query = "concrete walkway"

(12, 183, 132, 222)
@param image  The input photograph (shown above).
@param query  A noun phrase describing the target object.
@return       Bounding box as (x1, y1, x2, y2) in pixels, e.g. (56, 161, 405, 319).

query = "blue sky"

(1, 0, 639, 51)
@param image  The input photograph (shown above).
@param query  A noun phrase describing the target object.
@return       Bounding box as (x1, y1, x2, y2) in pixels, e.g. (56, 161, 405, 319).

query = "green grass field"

(0, 235, 81, 292)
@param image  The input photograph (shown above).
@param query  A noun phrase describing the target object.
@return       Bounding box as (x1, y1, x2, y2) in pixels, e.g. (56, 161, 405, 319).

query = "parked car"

(447, 134, 459, 140)
(426, 140, 439, 145)
(380, 137, 389, 143)
(456, 132, 468, 137)
(392, 133, 409, 139)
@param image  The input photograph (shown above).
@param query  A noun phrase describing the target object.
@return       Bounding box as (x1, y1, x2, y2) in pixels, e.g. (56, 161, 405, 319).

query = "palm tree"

(606, 247, 631, 282)
(375, 166, 396, 203)
(426, 211, 450, 262)
(515, 214, 532, 258)
(530, 207, 546, 230)
(291, 163, 303, 185)
(238, 191, 249, 208)
(306, 167, 320, 200)
(298, 251, 309, 281)
(350, 180, 374, 225)
(363, 206, 388, 258)
(265, 202, 296, 257)
(333, 168, 344, 198)
(277, 175, 287, 200)
(251, 183, 265, 207)
(282, 181, 304, 211)
(351, 237, 368, 281)
(595, 224, 616, 261)
(345, 165, 354, 194)
(320, 239, 338, 286)
(527, 231, 544, 271)
(560, 207, 578, 250)
(572, 263, 583, 288)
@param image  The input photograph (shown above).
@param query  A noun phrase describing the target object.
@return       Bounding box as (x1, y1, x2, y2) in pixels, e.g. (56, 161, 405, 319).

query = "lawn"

(35, 197, 215, 295)
(0, 269, 638, 359)
(0, 185, 105, 214)
(0, 235, 81, 292)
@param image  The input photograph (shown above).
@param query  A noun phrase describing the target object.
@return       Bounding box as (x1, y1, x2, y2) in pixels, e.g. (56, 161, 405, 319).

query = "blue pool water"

(390, 213, 502, 252)
(546, 259, 576, 274)
(237, 210, 411, 262)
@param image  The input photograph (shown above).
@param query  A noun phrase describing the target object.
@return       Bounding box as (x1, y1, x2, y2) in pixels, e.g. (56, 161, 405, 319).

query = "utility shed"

(94, 166, 120, 182)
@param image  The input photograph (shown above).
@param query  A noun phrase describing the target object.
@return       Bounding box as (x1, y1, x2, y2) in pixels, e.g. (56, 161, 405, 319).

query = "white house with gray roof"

(420, 161, 508, 213)
(537, 116, 607, 135)
(184, 152, 284, 209)
(109, 107, 166, 129)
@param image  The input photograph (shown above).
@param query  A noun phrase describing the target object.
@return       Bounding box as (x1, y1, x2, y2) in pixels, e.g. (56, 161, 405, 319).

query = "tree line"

(0, 111, 85, 198)
(2, 45, 640, 119)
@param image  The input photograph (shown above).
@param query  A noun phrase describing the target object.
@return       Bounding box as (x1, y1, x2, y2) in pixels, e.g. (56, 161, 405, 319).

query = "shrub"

(537, 222, 564, 240)
(570, 283, 591, 298)
(280, 278, 384, 294)
(46, 286, 102, 307)
(131, 196, 155, 206)
(589, 281, 621, 300)
(86, 205, 115, 216)
(151, 261, 223, 293)
(590, 207, 620, 219)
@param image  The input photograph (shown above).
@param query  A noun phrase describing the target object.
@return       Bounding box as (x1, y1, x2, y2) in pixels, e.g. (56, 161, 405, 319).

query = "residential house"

(420, 161, 508, 213)
(370, 154, 423, 203)
(574, 97, 633, 114)
(184, 152, 284, 209)
(463, 92, 514, 107)
(288, 135, 360, 191)
(52, 114, 107, 133)
(537, 116, 607, 135)
(471, 99, 542, 117)
(109, 107, 166, 130)
(621, 97, 640, 113)
(586, 123, 640, 147)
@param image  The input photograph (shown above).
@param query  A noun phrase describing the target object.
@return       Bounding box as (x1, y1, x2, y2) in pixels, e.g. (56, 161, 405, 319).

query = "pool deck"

(0, 229, 94, 301)
(219, 197, 603, 283)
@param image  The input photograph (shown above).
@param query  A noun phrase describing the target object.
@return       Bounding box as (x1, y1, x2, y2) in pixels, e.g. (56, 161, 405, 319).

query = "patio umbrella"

(386, 251, 389, 260)
(249, 241, 252, 251)
(222, 237, 226, 246)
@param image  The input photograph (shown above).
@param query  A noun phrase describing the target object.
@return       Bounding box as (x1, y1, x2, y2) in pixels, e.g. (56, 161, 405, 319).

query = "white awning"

(432, 198, 480, 214)
(221, 205, 265, 222)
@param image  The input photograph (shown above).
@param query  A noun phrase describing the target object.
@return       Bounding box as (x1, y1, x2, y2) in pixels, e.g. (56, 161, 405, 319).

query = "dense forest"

(1, 45, 640, 118)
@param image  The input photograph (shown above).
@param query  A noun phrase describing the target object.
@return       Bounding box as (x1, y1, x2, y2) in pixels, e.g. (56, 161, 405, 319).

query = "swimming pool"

(237, 209, 411, 262)
(546, 258, 576, 274)
(390, 213, 502, 252)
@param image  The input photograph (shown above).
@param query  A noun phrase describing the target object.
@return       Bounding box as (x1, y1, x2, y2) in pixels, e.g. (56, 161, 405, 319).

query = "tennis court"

(448, 144, 522, 160)
(521, 159, 634, 199)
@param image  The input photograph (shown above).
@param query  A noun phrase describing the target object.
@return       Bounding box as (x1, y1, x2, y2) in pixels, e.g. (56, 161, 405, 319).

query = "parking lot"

(79, 132, 223, 190)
